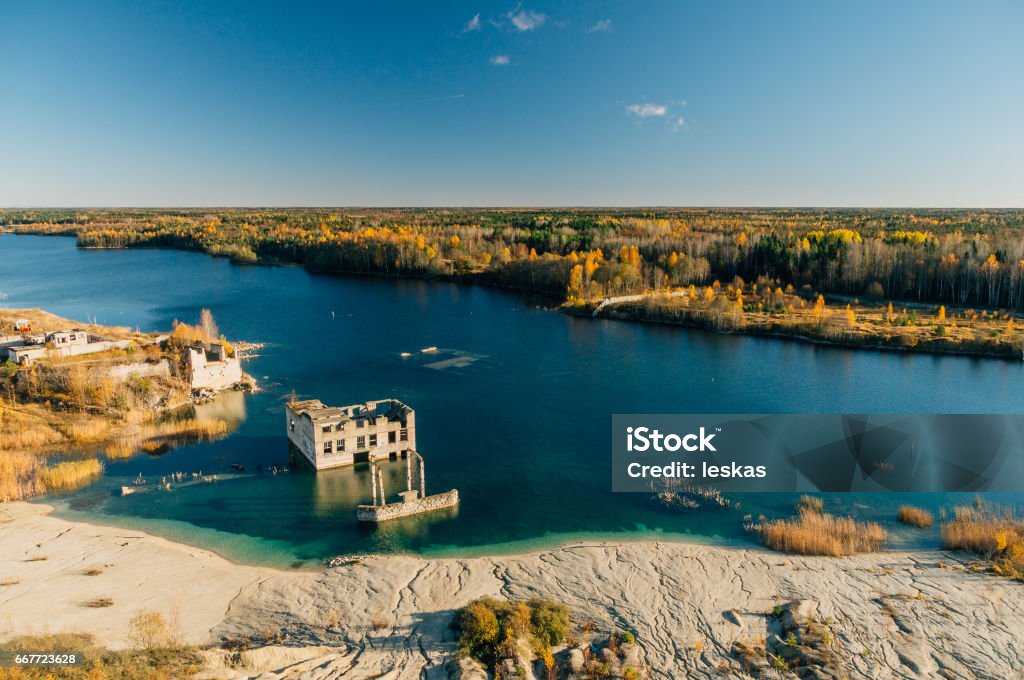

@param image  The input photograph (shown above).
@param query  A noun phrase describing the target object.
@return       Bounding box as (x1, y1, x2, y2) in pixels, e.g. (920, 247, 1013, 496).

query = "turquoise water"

(2, 234, 1023, 568)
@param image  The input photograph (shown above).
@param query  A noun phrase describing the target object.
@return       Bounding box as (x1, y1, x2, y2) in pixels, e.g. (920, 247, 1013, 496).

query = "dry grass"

(0, 307, 139, 341)
(38, 458, 103, 493)
(754, 510, 887, 556)
(0, 631, 202, 679)
(796, 495, 825, 514)
(941, 505, 1024, 580)
(0, 450, 43, 501)
(1, 402, 231, 499)
(0, 404, 64, 451)
(898, 505, 935, 528)
(83, 597, 114, 608)
(60, 419, 114, 442)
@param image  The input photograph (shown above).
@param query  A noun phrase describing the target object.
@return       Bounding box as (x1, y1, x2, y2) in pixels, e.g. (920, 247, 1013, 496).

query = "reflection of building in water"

(193, 389, 248, 426)
(287, 396, 458, 522)
(310, 460, 406, 517)
(285, 398, 415, 470)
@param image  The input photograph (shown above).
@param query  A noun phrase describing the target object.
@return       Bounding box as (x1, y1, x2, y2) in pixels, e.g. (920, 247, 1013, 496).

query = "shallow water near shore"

(3, 234, 1024, 566)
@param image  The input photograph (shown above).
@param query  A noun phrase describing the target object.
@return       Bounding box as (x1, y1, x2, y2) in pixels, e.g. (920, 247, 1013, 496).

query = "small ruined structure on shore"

(285, 397, 458, 522)
(1, 327, 131, 365)
(185, 341, 245, 393)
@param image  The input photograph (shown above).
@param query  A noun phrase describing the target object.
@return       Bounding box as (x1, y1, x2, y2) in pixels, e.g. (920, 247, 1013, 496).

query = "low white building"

(4, 329, 130, 365)
(285, 398, 416, 470)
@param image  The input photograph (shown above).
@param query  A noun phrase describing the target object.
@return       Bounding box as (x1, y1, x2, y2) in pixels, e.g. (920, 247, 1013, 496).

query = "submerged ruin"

(285, 397, 458, 522)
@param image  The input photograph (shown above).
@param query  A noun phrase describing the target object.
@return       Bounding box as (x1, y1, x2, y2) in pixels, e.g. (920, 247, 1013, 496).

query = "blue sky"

(1, 1, 1022, 207)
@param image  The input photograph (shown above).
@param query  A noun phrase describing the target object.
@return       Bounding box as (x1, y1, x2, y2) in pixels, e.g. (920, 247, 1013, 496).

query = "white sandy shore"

(1, 502, 1023, 679)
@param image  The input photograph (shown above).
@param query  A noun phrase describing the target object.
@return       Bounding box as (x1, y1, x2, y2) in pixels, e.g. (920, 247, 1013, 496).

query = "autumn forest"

(5, 207, 1024, 356)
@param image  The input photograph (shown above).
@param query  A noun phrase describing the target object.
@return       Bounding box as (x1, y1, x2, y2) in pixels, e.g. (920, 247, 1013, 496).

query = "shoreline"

(3, 502, 1023, 678)
(12, 231, 1022, 363)
(41, 494, 740, 571)
(572, 302, 1024, 362)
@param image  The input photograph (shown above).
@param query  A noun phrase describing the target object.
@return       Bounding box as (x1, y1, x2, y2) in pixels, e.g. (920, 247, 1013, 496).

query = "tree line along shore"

(6, 207, 1024, 358)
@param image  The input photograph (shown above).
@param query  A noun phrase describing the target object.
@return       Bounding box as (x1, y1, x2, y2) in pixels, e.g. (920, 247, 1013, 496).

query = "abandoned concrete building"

(2, 329, 131, 365)
(185, 341, 243, 391)
(285, 398, 416, 470)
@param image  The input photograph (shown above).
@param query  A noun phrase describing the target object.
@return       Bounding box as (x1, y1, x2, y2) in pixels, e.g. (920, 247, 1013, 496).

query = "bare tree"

(199, 308, 219, 342)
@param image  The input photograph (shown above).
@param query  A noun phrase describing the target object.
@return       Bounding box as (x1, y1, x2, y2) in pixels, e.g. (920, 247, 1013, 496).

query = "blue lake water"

(2, 234, 1022, 568)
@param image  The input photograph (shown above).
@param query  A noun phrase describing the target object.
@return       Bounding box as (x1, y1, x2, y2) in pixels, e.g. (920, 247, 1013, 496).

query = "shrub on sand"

(755, 511, 887, 556)
(897, 505, 934, 528)
(942, 505, 1024, 580)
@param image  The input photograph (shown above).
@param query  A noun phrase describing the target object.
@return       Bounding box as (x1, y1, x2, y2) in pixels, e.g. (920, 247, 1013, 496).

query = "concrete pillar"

(377, 466, 386, 506)
(418, 453, 425, 498)
(406, 452, 412, 492)
(370, 463, 378, 506)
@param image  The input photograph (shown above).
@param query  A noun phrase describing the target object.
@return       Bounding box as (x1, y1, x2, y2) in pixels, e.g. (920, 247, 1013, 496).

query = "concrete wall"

(286, 400, 416, 470)
(105, 359, 172, 381)
(60, 339, 131, 357)
(5, 339, 130, 364)
(187, 347, 243, 391)
(356, 489, 459, 522)
(313, 416, 415, 469)
(6, 345, 46, 364)
(286, 410, 317, 467)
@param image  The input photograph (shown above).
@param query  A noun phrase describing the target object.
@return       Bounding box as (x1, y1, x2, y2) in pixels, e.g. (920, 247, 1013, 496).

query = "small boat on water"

(400, 352, 413, 358)
(231, 463, 245, 472)
(421, 346, 438, 353)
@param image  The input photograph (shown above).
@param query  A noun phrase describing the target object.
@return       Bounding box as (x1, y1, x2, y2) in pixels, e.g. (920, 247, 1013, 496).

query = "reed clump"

(0, 450, 43, 501)
(796, 494, 825, 514)
(753, 509, 887, 556)
(941, 505, 1024, 580)
(38, 459, 103, 493)
(897, 505, 934, 528)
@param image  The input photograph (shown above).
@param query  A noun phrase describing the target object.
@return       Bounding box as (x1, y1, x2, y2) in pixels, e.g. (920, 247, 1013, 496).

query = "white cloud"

(671, 115, 686, 131)
(464, 13, 481, 32)
(626, 103, 668, 118)
(490, 54, 511, 66)
(586, 19, 612, 33)
(507, 7, 547, 31)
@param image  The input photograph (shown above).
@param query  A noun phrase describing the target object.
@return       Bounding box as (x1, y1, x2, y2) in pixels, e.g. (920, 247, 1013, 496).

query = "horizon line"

(3, 205, 1024, 211)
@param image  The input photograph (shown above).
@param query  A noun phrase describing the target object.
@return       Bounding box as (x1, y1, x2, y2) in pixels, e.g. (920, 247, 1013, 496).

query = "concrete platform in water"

(356, 452, 458, 523)
(357, 488, 459, 522)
